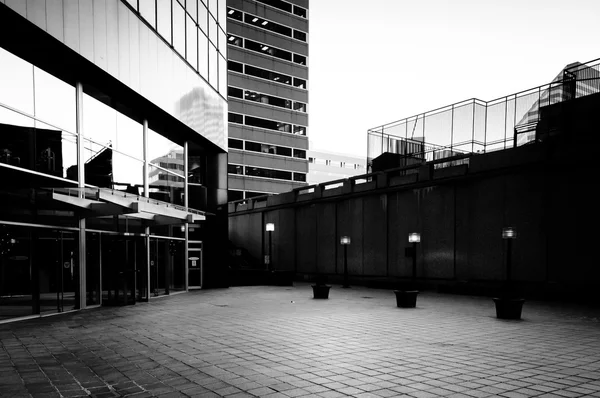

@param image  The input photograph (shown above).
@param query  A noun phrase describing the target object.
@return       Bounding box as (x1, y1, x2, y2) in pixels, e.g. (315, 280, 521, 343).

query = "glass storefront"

(0, 0, 228, 322)
(0, 224, 79, 321)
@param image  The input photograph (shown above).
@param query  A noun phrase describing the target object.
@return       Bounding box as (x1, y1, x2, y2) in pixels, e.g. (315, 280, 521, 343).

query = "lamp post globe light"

(265, 223, 274, 271)
(493, 226, 525, 320)
(340, 236, 351, 288)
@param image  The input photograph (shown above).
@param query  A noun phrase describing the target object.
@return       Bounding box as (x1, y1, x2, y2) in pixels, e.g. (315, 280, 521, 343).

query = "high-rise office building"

(226, 0, 309, 200)
(0, 0, 229, 322)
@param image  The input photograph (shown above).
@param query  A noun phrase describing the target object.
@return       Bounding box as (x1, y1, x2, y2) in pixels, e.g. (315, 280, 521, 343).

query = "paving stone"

(1, 285, 599, 398)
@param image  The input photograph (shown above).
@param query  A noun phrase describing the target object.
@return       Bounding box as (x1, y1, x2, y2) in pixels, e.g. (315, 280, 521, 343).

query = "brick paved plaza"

(1, 284, 600, 398)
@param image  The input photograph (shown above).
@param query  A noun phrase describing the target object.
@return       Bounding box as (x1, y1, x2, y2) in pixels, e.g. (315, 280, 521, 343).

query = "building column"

(184, 141, 189, 290)
(76, 81, 86, 310)
(143, 119, 150, 301)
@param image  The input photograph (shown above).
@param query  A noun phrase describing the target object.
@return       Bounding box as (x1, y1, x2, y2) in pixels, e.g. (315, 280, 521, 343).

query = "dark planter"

(312, 284, 331, 299)
(394, 290, 419, 308)
(493, 297, 525, 320)
(270, 270, 294, 286)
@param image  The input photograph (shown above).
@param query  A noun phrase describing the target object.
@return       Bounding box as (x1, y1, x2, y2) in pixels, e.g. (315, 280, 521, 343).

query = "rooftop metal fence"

(367, 58, 600, 171)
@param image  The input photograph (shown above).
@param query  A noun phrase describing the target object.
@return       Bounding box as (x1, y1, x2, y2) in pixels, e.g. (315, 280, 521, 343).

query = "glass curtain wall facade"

(0, 0, 228, 323)
(226, 0, 309, 201)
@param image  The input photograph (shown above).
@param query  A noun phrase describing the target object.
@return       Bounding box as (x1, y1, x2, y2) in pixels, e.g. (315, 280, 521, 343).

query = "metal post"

(184, 141, 189, 290)
(143, 119, 150, 301)
(506, 239, 512, 284)
(268, 231, 272, 272)
(343, 245, 348, 288)
(412, 242, 417, 282)
(76, 81, 86, 310)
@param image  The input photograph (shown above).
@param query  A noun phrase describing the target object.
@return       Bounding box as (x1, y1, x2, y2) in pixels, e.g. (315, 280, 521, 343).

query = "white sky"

(308, 0, 600, 157)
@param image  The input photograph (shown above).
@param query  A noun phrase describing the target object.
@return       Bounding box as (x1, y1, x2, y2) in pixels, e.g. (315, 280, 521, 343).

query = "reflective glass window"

(294, 125, 306, 136)
(139, 0, 157, 26)
(293, 5, 307, 18)
(124, 0, 137, 9)
(293, 77, 307, 89)
(293, 54, 306, 65)
(218, 54, 227, 97)
(245, 166, 292, 181)
(186, 14, 198, 70)
(34, 67, 76, 133)
(226, 7, 242, 21)
(245, 39, 292, 62)
(294, 102, 307, 112)
(187, 0, 197, 22)
(293, 149, 306, 159)
(0, 47, 34, 115)
(293, 30, 307, 41)
(227, 34, 242, 47)
(244, 90, 291, 109)
(198, 31, 209, 78)
(245, 116, 291, 133)
(148, 129, 184, 205)
(149, 164, 185, 205)
(218, 0, 226, 26)
(254, 0, 291, 13)
(173, 2, 186, 56)
(244, 13, 292, 37)
(245, 141, 292, 157)
(228, 113, 243, 124)
(198, 2, 208, 34)
(245, 65, 292, 85)
(228, 60, 243, 73)
(228, 87, 243, 99)
(218, 27, 227, 53)
(209, 42, 218, 88)
(208, 0, 218, 19)
(293, 172, 306, 182)
(228, 164, 243, 174)
(157, 0, 172, 44)
(208, 14, 218, 46)
(228, 138, 243, 149)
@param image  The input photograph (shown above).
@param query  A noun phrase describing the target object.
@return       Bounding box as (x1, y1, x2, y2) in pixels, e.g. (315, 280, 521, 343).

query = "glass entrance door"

(102, 235, 141, 306)
(39, 230, 77, 314)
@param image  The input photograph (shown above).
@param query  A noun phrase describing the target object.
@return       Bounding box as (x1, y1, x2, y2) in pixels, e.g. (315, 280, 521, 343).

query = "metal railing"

(367, 58, 600, 171)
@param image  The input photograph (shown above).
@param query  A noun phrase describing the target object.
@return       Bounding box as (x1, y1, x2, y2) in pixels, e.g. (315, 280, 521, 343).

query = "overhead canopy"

(48, 187, 205, 226)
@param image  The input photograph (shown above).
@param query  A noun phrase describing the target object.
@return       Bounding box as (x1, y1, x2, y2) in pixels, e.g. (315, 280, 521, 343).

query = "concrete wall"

(229, 94, 600, 294)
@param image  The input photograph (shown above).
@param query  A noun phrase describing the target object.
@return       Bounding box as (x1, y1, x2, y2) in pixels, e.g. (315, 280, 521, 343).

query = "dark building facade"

(0, 0, 228, 322)
(226, 0, 309, 200)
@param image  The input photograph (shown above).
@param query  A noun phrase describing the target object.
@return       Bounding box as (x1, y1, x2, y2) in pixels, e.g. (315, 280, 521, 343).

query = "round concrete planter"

(493, 297, 525, 320)
(312, 285, 331, 299)
(394, 290, 419, 308)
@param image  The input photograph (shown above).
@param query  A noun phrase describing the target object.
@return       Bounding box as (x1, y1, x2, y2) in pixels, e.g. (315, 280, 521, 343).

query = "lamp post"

(266, 223, 274, 271)
(408, 232, 420, 285)
(493, 226, 524, 320)
(502, 227, 517, 287)
(340, 236, 351, 288)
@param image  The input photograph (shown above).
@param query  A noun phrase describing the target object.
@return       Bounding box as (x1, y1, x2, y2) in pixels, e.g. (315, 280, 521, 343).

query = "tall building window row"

(228, 61, 307, 90)
(228, 86, 307, 113)
(227, 7, 307, 42)
(228, 34, 307, 66)
(123, 0, 227, 97)
(228, 138, 307, 159)
(228, 164, 306, 182)
(242, 12, 307, 43)
(245, 0, 307, 20)
(228, 113, 307, 136)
